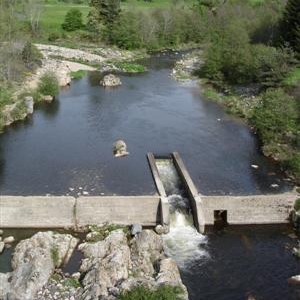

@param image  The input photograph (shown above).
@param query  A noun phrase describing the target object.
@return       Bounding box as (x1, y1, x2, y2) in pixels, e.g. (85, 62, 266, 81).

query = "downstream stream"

(0, 52, 298, 299)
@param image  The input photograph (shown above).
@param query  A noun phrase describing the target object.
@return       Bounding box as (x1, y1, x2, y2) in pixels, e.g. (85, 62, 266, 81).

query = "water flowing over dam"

(154, 157, 209, 269)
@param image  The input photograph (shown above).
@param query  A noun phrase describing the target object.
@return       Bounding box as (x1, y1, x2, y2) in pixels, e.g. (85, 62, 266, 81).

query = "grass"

(115, 62, 146, 73)
(70, 70, 87, 79)
(118, 285, 184, 300)
(283, 67, 300, 87)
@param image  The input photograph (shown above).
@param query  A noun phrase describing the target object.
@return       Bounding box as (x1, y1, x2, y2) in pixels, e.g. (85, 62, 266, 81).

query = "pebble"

(251, 164, 259, 169)
(270, 183, 279, 188)
(0, 241, 5, 254)
(82, 191, 89, 196)
(69, 187, 74, 192)
(3, 236, 15, 244)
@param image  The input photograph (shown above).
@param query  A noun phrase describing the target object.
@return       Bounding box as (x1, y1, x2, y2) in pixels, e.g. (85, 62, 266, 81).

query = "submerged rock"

(101, 74, 122, 87)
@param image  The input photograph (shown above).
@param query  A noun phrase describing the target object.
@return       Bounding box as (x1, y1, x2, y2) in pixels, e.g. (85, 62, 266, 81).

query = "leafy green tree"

(38, 73, 59, 97)
(252, 88, 298, 143)
(62, 8, 84, 31)
(280, 0, 300, 55)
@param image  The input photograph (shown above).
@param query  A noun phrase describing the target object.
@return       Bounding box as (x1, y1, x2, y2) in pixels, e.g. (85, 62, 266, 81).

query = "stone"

(251, 164, 259, 169)
(0, 241, 5, 254)
(131, 223, 142, 236)
(113, 140, 129, 157)
(270, 183, 279, 188)
(6, 231, 78, 300)
(77, 229, 131, 299)
(43, 95, 54, 102)
(101, 74, 122, 87)
(154, 224, 165, 235)
(3, 236, 15, 244)
(287, 275, 300, 285)
(24, 96, 34, 114)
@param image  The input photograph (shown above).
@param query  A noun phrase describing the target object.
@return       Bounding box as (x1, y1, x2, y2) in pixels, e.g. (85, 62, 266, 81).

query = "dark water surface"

(180, 225, 300, 300)
(0, 52, 292, 196)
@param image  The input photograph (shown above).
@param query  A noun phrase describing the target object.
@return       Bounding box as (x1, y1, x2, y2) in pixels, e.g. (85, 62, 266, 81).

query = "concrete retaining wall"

(0, 196, 76, 228)
(201, 193, 298, 225)
(76, 196, 160, 227)
(0, 195, 161, 228)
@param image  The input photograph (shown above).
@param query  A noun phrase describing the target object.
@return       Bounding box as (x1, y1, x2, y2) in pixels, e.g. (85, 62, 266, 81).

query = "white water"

(162, 195, 210, 270)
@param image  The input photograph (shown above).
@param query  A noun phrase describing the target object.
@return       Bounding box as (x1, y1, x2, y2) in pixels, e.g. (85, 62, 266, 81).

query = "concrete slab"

(201, 193, 298, 225)
(0, 196, 76, 228)
(76, 196, 160, 226)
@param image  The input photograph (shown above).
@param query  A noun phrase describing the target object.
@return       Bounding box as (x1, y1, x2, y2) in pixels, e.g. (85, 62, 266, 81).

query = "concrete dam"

(0, 152, 298, 230)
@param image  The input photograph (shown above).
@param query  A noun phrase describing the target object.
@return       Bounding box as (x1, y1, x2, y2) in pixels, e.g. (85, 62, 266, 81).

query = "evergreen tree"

(281, 0, 300, 54)
(62, 8, 84, 31)
(88, 0, 121, 42)
(89, 0, 121, 26)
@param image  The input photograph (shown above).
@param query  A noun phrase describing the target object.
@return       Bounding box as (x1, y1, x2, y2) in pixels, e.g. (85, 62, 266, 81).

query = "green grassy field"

(37, 0, 196, 41)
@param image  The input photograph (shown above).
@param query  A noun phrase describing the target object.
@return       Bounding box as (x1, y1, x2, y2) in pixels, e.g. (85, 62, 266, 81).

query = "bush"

(21, 42, 43, 70)
(38, 73, 59, 96)
(252, 88, 298, 143)
(62, 8, 84, 31)
(294, 198, 300, 211)
(118, 285, 184, 300)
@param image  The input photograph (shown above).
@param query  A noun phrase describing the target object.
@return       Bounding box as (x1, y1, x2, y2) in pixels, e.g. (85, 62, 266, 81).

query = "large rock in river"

(101, 74, 122, 87)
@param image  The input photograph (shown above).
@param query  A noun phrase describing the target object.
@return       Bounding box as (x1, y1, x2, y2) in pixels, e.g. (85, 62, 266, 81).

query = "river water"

(0, 52, 298, 299)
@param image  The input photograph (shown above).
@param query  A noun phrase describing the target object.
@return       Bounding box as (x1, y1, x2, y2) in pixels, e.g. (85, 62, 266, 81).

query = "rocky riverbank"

(0, 226, 188, 300)
(0, 44, 146, 132)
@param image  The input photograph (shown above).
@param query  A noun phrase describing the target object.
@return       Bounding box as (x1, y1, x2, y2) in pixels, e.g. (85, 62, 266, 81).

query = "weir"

(0, 152, 298, 229)
(147, 152, 205, 233)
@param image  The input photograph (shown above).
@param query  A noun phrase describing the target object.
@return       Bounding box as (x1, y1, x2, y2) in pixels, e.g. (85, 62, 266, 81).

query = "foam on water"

(162, 195, 210, 270)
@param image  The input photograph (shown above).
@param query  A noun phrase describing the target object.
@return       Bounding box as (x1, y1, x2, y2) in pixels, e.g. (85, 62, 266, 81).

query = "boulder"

(43, 95, 54, 102)
(113, 140, 129, 157)
(101, 74, 122, 87)
(155, 224, 169, 235)
(6, 231, 78, 300)
(131, 223, 142, 236)
(24, 96, 34, 114)
(77, 229, 131, 299)
(130, 230, 164, 277)
(287, 275, 300, 285)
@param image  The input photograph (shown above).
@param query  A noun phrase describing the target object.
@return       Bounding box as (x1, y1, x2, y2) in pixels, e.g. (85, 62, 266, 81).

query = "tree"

(62, 8, 84, 31)
(88, 0, 121, 42)
(281, 0, 300, 55)
(24, 0, 43, 36)
(89, 0, 121, 25)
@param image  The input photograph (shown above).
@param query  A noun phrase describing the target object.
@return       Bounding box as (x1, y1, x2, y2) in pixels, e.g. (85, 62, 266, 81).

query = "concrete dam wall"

(0, 152, 298, 230)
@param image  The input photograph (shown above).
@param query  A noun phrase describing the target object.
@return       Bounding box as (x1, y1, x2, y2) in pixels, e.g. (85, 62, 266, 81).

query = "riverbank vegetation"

(0, 0, 299, 182)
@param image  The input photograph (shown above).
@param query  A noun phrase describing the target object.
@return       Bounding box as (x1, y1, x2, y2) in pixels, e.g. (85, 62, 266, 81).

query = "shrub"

(295, 198, 300, 211)
(118, 285, 184, 300)
(252, 88, 298, 143)
(62, 8, 84, 31)
(70, 70, 87, 79)
(38, 73, 59, 96)
(21, 42, 43, 70)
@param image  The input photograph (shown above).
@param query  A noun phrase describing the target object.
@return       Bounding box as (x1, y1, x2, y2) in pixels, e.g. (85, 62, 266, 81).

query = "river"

(0, 52, 298, 299)
(0, 52, 292, 196)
